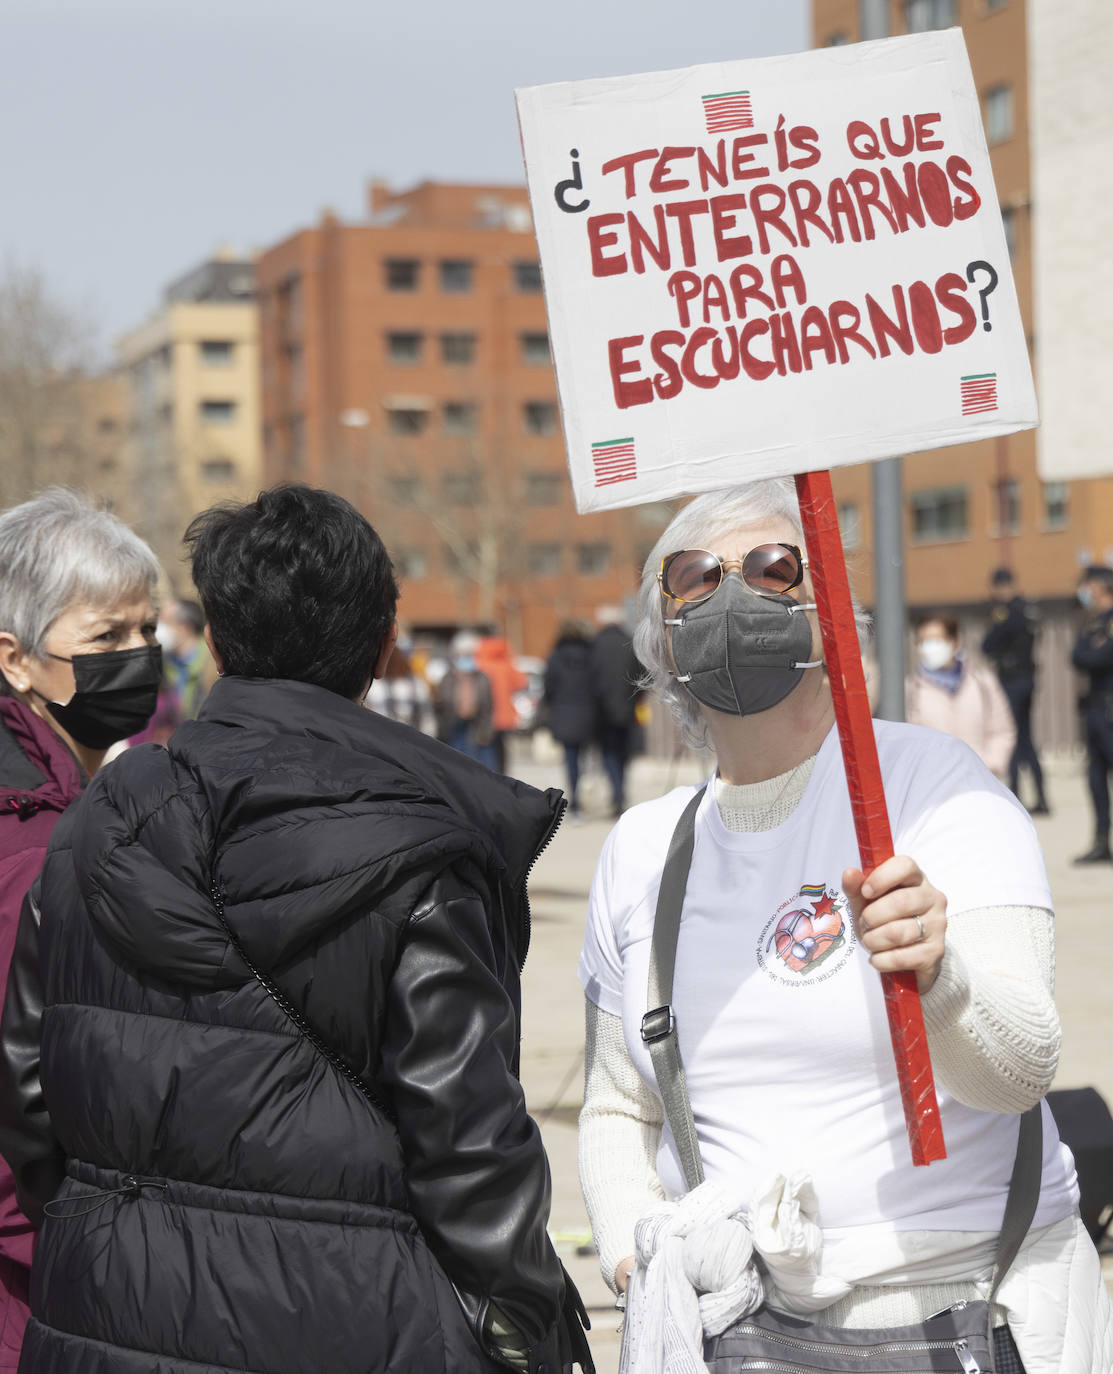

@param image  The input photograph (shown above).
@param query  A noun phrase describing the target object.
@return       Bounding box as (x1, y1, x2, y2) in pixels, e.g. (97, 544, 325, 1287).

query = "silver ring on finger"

(914, 915, 926, 944)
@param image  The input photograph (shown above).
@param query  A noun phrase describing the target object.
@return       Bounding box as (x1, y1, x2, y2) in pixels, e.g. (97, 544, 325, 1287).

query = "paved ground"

(507, 741, 1113, 1373)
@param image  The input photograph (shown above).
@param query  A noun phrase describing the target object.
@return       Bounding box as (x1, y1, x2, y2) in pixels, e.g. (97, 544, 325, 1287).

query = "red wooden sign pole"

(795, 469, 946, 1166)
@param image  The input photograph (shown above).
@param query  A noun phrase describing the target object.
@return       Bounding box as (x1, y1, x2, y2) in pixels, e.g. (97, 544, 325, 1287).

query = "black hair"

(1081, 565, 1113, 593)
(990, 566, 1014, 588)
(185, 485, 398, 700)
(917, 611, 959, 641)
(175, 599, 206, 636)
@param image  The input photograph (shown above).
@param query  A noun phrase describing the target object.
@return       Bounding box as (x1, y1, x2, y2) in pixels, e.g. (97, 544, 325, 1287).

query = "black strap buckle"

(641, 1005, 676, 1045)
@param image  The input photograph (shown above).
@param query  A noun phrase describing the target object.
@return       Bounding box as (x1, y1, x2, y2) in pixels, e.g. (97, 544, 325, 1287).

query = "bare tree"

(343, 419, 531, 634)
(0, 262, 94, 508)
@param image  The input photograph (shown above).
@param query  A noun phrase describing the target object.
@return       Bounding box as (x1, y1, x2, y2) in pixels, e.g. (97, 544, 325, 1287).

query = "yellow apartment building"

(117, 256, 262, 586)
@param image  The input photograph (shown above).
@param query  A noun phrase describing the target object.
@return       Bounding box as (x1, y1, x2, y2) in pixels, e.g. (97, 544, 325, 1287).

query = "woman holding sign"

(577, 477, 1112, 1373)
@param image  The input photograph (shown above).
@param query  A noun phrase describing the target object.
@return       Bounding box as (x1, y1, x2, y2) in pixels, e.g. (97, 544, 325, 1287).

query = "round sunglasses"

(657, 543, 808, 604)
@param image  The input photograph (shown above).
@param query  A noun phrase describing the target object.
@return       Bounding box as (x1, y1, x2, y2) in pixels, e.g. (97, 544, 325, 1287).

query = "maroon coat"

(0, 699, 84, 1367)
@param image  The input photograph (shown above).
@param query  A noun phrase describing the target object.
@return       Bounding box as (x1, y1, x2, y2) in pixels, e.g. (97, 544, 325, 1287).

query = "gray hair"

(0, 488, 160, 676)
(632, 477, 872, 747)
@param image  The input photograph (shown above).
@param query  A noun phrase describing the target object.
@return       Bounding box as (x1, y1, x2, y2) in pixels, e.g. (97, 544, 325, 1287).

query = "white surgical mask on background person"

(1079, 585, 1094, 610)
(918, 637, 956, 672)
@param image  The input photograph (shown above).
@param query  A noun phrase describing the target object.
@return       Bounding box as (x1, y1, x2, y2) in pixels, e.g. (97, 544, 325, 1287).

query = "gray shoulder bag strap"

(643, 784, 1042, 1301)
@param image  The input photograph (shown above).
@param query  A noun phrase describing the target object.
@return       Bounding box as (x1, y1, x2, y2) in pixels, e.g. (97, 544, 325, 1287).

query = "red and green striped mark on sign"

(591, 438, 637, 487)
(701, 90, 753, 135)
(960, 373, 998, 415)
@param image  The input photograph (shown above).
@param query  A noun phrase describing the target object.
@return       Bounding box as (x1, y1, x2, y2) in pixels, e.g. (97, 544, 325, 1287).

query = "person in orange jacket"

(476, 635, 528, 774)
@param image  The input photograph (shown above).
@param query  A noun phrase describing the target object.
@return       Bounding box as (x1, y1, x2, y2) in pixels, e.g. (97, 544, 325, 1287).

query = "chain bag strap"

(210, 882, 395, 1122)
(640, 788, 1043, 1374)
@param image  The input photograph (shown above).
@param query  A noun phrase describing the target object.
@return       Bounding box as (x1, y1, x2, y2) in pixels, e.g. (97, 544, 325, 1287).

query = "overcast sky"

(3, 0, 808, 355)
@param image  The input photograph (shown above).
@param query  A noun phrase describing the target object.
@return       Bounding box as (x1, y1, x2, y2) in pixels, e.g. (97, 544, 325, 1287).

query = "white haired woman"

(0, 488, 160, 1367)
(577, 477, 1112, 1373)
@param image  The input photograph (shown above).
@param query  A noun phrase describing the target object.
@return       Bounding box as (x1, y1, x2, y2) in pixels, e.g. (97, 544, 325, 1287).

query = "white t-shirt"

(579, 720, 1078, 1236)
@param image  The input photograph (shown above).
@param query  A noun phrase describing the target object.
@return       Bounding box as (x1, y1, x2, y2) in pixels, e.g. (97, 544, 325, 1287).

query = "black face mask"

(668, 575, 820, 716)
(36, 645, 163, 750)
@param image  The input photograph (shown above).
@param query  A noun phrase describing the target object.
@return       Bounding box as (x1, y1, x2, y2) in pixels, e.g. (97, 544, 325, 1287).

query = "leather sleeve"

(0, 884, 64, 1225)
(379, 872, 585, 1368)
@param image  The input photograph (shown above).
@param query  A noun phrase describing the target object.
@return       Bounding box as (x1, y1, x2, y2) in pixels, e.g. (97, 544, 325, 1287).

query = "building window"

(528, 543, 562, 575)
(443, 473, 479, 505)
(286, 343, 305, 398)
(824, 31, 850, 44)
(289, 414, 306, 470)
(200, 340, 235, 366)
(904, 0, 956, 31)
(387, 332, 423, 364)
(199, 399, 236, 425)
(910, 486, 968, 541)
(523, 401, 558, 436)
(521, 332, 551, 365)
(513, 260, 543, 292)
(525, 472, 563, 506)
(985, 84, 1014, 144)
(838, 502, 862, 550)
(992, 478, 1021, 535)
(390, 477, 422, 505)
(443, 402, 478, 435)
(201, 458, 236, 482)
(395, 548, 428, 578)
(1002, 207, 1018, 260)
(1043, 481, 1069, 530)
(385, 259, 420, 291)
(387, 408, 429, 435)
(577, 542, 610, 575)
(277, 275, 303, 330)
(439, 259, 474, 292)
(440, 332, 477, 365)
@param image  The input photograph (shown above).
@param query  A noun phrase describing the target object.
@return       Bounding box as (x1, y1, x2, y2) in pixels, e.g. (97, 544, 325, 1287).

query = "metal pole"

(858, 0, 906, 722)
(872, 459, 906, 720)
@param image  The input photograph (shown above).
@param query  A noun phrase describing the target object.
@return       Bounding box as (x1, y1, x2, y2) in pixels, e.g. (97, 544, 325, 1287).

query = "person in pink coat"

(905, 613, 1016, 779)
(0, 489, 159, 1367)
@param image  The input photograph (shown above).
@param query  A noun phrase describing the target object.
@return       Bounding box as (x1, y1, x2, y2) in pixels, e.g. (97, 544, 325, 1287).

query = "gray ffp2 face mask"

(668, 575, 820, 716)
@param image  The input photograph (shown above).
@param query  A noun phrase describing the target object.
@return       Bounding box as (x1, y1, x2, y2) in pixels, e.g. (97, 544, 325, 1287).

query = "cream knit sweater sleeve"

(579, 998, 665, 1294)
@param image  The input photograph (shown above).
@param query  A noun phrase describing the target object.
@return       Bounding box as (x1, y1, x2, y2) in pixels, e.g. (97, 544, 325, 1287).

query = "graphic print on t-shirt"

(756, 882, 856, 988)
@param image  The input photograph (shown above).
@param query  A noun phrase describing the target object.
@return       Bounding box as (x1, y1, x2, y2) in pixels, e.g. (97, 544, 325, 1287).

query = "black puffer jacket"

(0, 678, 586, 1374)
(542, 642, 597, 746)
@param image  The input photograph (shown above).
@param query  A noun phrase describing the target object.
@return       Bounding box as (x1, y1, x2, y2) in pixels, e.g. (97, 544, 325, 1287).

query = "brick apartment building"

(813, 0, 1113, 749)
(256, 181, 660, 659)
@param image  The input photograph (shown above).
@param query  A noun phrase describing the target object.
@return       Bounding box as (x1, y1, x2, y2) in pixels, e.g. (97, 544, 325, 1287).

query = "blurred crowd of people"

(363, 615, 645, 818)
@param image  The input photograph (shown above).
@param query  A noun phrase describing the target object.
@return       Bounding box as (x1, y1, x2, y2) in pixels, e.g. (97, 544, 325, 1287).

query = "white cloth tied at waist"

(618, 1172, 852, 1374)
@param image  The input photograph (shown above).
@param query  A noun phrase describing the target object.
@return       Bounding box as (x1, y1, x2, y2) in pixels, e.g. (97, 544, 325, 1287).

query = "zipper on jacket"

(515, 795, 567, 971)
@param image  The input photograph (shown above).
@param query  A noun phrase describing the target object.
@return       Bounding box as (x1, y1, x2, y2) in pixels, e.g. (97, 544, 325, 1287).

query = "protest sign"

(516, 28, 1035, 514)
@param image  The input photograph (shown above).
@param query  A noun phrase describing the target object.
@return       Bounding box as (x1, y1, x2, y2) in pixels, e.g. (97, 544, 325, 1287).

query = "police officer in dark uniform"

(1071, 564, 1113, 862)
(982, 567, 1048, 814)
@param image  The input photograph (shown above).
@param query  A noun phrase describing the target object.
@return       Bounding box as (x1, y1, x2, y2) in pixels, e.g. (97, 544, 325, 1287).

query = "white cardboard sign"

(516, 29, 1036, 513)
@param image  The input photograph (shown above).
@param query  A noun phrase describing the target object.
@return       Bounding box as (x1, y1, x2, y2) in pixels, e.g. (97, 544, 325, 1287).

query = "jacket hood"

(0, 696, 86, 813)
(68, 677, 564, 987)
(476, 637, 512, 665)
